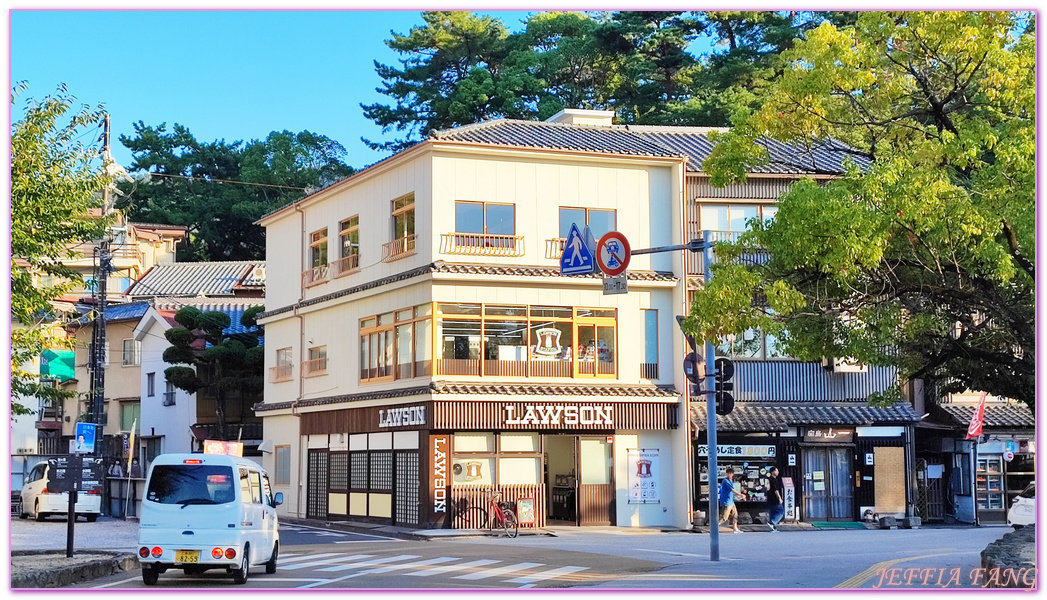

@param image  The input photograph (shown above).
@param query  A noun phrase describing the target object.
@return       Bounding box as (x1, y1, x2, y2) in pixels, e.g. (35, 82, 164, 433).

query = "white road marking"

(316, 554, 421, 572)
(280, 553, 374, 570)
(454, 562, 544, 580)
(333, 538, 401, 543)
(278, 552, 342, 564)
(91, 577, 140, 588)
(506, 566, 589, 584)
(357, 556, 459, 574)
(406, 559, 500, 577)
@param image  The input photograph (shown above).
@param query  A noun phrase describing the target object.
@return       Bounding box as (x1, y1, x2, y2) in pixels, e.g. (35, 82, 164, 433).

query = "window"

(249, 471, 263, 504)
(384, 193, 416, 260)
(309, 228, 328, 267)
(699, 203, 777, 233)
(163, 381, 176, 406)
(559, 208, 616, 241)
(642, 309, 658, 379)
(453, 201, 518, 253)
(271, 347, 293, 382)
(304, 228, 329, 286)
(435, 304, 617, 378)
(360, 304, 432, 382)
(121, 402, 140, 432)
(275, 445, 291, 485)
(304, 346, 328, 377)
(146, 373, 155, 397)
(122, 339, 141, 366)
(334, 216, 360, 275)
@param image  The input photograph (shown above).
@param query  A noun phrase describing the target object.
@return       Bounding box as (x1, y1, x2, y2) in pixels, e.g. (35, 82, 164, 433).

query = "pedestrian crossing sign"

(560, 223, 596, 276)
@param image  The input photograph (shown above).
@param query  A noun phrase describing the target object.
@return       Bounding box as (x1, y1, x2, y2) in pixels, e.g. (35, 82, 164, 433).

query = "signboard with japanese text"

(782, 477, 796, 520)
(695, 444, 776, 458)
(803, 427, 855, 443)
(627, 448, 660, 504)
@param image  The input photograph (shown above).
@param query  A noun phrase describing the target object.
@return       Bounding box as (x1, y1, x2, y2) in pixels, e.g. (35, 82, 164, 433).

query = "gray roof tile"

(126, 261, 265, 298)
(691, 402, 920, 432)
(937, 403, 1034, 429)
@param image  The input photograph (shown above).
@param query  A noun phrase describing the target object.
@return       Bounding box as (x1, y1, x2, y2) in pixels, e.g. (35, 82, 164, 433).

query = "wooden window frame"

(359, 303, 433, 384)
(334, 216, 361, 276)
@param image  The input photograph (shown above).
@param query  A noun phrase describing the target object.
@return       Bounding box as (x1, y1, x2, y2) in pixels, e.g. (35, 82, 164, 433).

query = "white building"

(256, 109, 866, 529)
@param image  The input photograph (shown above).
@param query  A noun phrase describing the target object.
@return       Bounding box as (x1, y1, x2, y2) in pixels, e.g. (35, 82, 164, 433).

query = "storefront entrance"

(544, 435, 614, 526)
(802, 447, 853, 521)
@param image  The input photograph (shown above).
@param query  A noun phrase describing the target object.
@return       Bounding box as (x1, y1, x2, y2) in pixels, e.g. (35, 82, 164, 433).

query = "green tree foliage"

(690, 12, 1035, 408)
(10, 83, 113, 415)
(163, 306, 265, 438)
(117, 125, 354, 261)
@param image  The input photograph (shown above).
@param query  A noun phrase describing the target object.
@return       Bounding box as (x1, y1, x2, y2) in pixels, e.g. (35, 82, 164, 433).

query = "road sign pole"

(703, 229, 720, 562)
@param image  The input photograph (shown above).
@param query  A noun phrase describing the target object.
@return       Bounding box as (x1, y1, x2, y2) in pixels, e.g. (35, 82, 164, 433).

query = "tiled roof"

(125, 261, 265, 298)
(431, 382, 678, 398)
(153, 299, 264, 337)
(68, 301, 150, 325)
(432, 119, 681, 159)
(258, 261, 675, 320)
(937, 403, 1034, 429)
(433, 262, 676, 282)
(432, 120, 870, 175)
(691, 402, 920, 432)
(253, 382, 678, 413)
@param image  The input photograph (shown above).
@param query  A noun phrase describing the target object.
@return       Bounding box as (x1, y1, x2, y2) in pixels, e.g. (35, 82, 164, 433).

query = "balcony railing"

(67, 242, 144, 263)
(545, 238, 567, 260)
(382, 235, 416, 262)
(440, 233, 525, 257)
(269, 364, 293, 382)
(331, 254, 360, 277)
(302, 357, 328, 377)
(302, 264, 329, 287)
(432, 356, 616, 378)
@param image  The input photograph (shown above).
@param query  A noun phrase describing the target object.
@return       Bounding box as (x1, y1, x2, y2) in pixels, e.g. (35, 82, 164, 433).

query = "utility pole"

(87, 114, 112, 432)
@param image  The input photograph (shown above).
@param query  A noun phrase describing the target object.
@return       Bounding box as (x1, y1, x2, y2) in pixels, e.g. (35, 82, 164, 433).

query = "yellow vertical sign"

(126, 418, 137, 473)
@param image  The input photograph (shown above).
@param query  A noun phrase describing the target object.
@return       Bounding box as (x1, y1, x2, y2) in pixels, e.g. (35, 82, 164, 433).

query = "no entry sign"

(597, 232, 631, 276)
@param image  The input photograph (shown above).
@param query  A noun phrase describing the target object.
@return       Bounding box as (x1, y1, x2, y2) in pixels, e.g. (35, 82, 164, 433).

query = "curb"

(281, 516, 554, 540)
(11, 550, 139, 588)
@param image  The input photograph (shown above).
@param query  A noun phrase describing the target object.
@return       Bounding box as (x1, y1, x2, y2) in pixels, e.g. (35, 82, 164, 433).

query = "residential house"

(253, 109, 915, 530)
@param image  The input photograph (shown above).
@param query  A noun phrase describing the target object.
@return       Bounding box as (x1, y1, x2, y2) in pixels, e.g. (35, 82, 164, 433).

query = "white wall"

(137, 313, 195, 455)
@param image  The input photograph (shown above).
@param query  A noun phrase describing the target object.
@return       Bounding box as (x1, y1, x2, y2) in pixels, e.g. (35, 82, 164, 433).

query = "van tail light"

(224, 548, 236, 559)
(151, 547, 163, 558)
(85, 489, 101, 495)
(139, 547, 150, 558)
(212, 548, 224, 559)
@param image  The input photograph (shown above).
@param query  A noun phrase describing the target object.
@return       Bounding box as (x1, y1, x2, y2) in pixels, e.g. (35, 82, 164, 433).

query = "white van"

(18, 459, 102, 522)
(137, 453, 283, 585)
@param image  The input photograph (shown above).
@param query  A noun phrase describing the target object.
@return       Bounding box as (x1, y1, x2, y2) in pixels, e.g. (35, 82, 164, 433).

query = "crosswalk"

(278, 550, 591, 588)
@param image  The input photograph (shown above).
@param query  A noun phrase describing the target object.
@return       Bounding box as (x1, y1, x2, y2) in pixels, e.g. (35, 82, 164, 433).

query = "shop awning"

(690, 401, 920, 433)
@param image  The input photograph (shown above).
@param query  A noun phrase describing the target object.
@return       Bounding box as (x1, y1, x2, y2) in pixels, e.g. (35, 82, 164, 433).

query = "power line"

(144, 172, 308, 191)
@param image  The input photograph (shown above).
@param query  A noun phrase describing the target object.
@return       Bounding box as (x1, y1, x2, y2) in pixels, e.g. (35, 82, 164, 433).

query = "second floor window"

(147, 372, 155, 397)
(122, 339, 142, 366)
(310, 228, 328, 268)
(271, 347, 293, 382)
(559, 207, 616, 241)
(392, 193, 415, 242)
(304, 346, 328, 376)
(699, 203, 777, 233)
(456, 201, 515, 238)
(336, 216, 360, 273)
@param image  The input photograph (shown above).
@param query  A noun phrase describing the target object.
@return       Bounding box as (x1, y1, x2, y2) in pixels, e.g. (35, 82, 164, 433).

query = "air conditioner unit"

(822, 356, 869, 373)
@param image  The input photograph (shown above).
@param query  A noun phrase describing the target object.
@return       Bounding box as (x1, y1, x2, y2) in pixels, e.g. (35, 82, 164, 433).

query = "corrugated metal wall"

(732, 361, 898, 402)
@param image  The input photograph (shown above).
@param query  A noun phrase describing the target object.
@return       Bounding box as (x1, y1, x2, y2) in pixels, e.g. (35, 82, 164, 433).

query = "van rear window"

(146, 465, 237, 505)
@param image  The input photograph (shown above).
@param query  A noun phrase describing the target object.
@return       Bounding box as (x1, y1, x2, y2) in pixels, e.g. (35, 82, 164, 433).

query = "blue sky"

(10, 9, 538, 170)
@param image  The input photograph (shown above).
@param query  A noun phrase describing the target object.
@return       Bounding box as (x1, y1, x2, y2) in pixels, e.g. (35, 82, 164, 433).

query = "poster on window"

(627, 448, 660, 504)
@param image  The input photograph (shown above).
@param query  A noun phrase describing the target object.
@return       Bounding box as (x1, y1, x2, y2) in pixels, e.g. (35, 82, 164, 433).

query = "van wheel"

(34, 502, 45, 522)
(232, 545, 249, 584)
(142, 566, 160, 586)
(85, 514, 98, 523)
(265, 542, 278, 574)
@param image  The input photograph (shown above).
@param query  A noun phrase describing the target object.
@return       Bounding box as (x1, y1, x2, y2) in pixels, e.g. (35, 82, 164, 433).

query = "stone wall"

(980, 525, 1036, 588)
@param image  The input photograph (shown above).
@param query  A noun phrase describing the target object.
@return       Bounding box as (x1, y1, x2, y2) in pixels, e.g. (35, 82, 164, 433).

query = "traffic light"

(714, 357, 735, 416)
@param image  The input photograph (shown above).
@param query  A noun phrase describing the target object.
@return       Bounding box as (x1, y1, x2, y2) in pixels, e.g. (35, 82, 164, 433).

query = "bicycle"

(451, 496, 490, 530)
(487, 490, 519, 538)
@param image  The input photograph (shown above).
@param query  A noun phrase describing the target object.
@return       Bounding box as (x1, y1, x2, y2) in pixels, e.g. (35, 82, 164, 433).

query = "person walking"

(719, 467, 745, 533)
(767, 466, 785, 532)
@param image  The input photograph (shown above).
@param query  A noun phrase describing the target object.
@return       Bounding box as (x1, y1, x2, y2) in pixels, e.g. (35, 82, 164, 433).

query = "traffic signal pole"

(702, 230, 720, 562)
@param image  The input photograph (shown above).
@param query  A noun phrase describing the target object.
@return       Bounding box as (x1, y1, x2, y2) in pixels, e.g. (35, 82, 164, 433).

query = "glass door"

(575, 322, 616, 377)
(828, 448, 853, 520)
(803, 449, 828, 520)
(577, 437, 614, 525)
(976, 455, 1006, 520)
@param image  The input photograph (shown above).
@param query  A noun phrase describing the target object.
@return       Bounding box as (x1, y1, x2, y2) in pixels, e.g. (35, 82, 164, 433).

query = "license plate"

(176, 550, 200, 563)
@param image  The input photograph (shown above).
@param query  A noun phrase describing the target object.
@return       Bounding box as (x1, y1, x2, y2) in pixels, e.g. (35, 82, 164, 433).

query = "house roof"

(432, 119, 870, 175)
(125, 261, 265, 298)
(152, 299, 264, 337)
(690, 402, 920, 432)
(68, 301, 151, 326)
(935, 402, 1034, 429)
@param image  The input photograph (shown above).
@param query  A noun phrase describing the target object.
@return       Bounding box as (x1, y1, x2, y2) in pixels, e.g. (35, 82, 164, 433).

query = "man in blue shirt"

(719, 467, 745, 533)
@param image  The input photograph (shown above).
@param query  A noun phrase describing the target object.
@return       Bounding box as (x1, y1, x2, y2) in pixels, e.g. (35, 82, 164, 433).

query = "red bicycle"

(487, 490, 519, 538)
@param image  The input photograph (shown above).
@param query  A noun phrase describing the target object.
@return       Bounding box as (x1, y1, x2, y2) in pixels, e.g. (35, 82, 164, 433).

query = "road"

(39, 520, 1012, 590)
